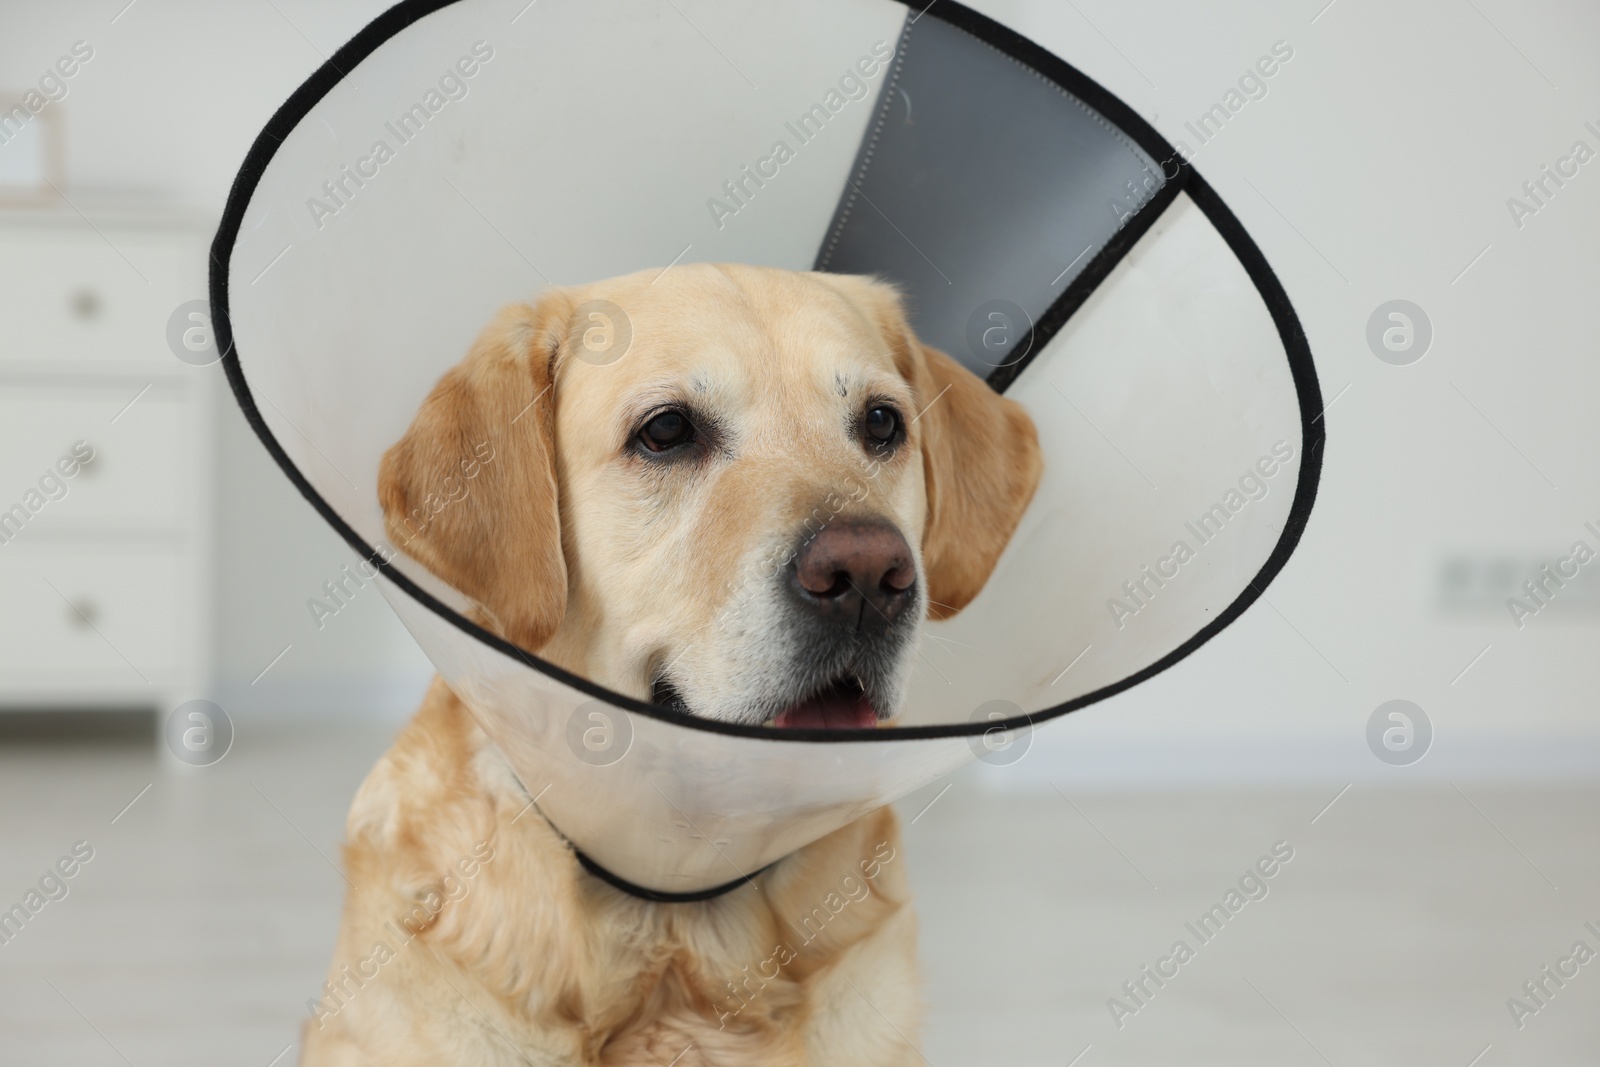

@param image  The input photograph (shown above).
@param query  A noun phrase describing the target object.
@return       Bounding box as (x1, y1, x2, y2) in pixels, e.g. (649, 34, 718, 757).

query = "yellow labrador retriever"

(302, 264, 1040, 1065)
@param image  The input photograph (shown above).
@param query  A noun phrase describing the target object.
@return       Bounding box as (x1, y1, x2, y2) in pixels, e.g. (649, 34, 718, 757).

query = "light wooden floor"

(0, 722, 1595, 1066)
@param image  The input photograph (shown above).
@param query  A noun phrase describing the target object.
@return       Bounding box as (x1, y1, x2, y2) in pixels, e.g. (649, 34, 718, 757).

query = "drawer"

(0, 234, 206, 370)
(0, 385, 191, 528)
(0, 548, 187, 688)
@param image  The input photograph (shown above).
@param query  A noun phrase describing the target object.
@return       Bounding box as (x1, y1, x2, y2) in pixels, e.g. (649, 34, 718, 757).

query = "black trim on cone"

(211, 0, 1324, 748)
(575, 848, 770, 904)
(987, 174, 1184, 393)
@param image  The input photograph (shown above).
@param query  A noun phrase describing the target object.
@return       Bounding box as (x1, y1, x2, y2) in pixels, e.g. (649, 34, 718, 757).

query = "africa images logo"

(1106, 441, 1296, 630)
(705, 40, 895, 230)
(1106, 841, 1295, 1029)
(305, 42, 495, 230)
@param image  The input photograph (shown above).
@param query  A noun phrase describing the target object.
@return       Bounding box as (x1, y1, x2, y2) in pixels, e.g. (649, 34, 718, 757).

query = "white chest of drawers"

(0, 203, 214, 713)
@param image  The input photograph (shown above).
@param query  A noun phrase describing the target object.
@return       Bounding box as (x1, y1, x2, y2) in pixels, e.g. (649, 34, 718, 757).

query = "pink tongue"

(774, 689, 878, 729)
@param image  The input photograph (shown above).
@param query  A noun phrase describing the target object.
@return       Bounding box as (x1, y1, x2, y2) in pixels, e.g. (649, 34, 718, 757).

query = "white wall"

(1, 1, 389, 209)
(5, 0, 1597, 776)
(2, 0, 433, 720)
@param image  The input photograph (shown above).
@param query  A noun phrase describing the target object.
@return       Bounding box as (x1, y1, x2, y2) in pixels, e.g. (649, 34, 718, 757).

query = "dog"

(301, 264, 1041, 1065)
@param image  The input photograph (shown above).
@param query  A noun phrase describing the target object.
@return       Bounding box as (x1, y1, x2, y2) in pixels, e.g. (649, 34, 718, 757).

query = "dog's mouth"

(772, 675, 879, 729)
(650, 674, 882, 729)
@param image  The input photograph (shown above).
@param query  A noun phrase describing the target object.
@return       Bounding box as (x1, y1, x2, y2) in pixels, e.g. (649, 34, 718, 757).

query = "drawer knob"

(67, 599, 99, 628)
(71, 289, 102, 321)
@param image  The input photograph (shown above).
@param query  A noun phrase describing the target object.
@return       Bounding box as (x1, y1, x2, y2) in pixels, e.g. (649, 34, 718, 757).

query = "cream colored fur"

(302, 265, 1040, 1065)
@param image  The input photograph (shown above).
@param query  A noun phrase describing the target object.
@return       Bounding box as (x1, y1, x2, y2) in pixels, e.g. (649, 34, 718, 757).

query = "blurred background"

(1, 1, 1596, 1064)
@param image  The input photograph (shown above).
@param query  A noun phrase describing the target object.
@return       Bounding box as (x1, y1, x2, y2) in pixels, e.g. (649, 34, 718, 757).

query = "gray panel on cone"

(816, 14, 1165, 375)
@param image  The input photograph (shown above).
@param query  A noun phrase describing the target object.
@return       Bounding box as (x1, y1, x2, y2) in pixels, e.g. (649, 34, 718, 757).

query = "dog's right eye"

(638, 410, 696, 453)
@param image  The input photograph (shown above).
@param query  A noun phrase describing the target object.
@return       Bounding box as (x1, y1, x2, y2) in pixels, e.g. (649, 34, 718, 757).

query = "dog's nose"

(790, 522, 917, 631)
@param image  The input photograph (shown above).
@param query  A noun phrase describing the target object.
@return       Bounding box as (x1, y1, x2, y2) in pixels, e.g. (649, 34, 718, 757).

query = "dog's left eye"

(864, 406, 900, 446)
(639, 410, 695, 452)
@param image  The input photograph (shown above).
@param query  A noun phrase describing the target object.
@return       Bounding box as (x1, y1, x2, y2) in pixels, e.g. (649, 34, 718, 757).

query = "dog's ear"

(378, 295, 574, 651)
(828, 274, 1042, 620)
(909, 341, 1042, 618)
